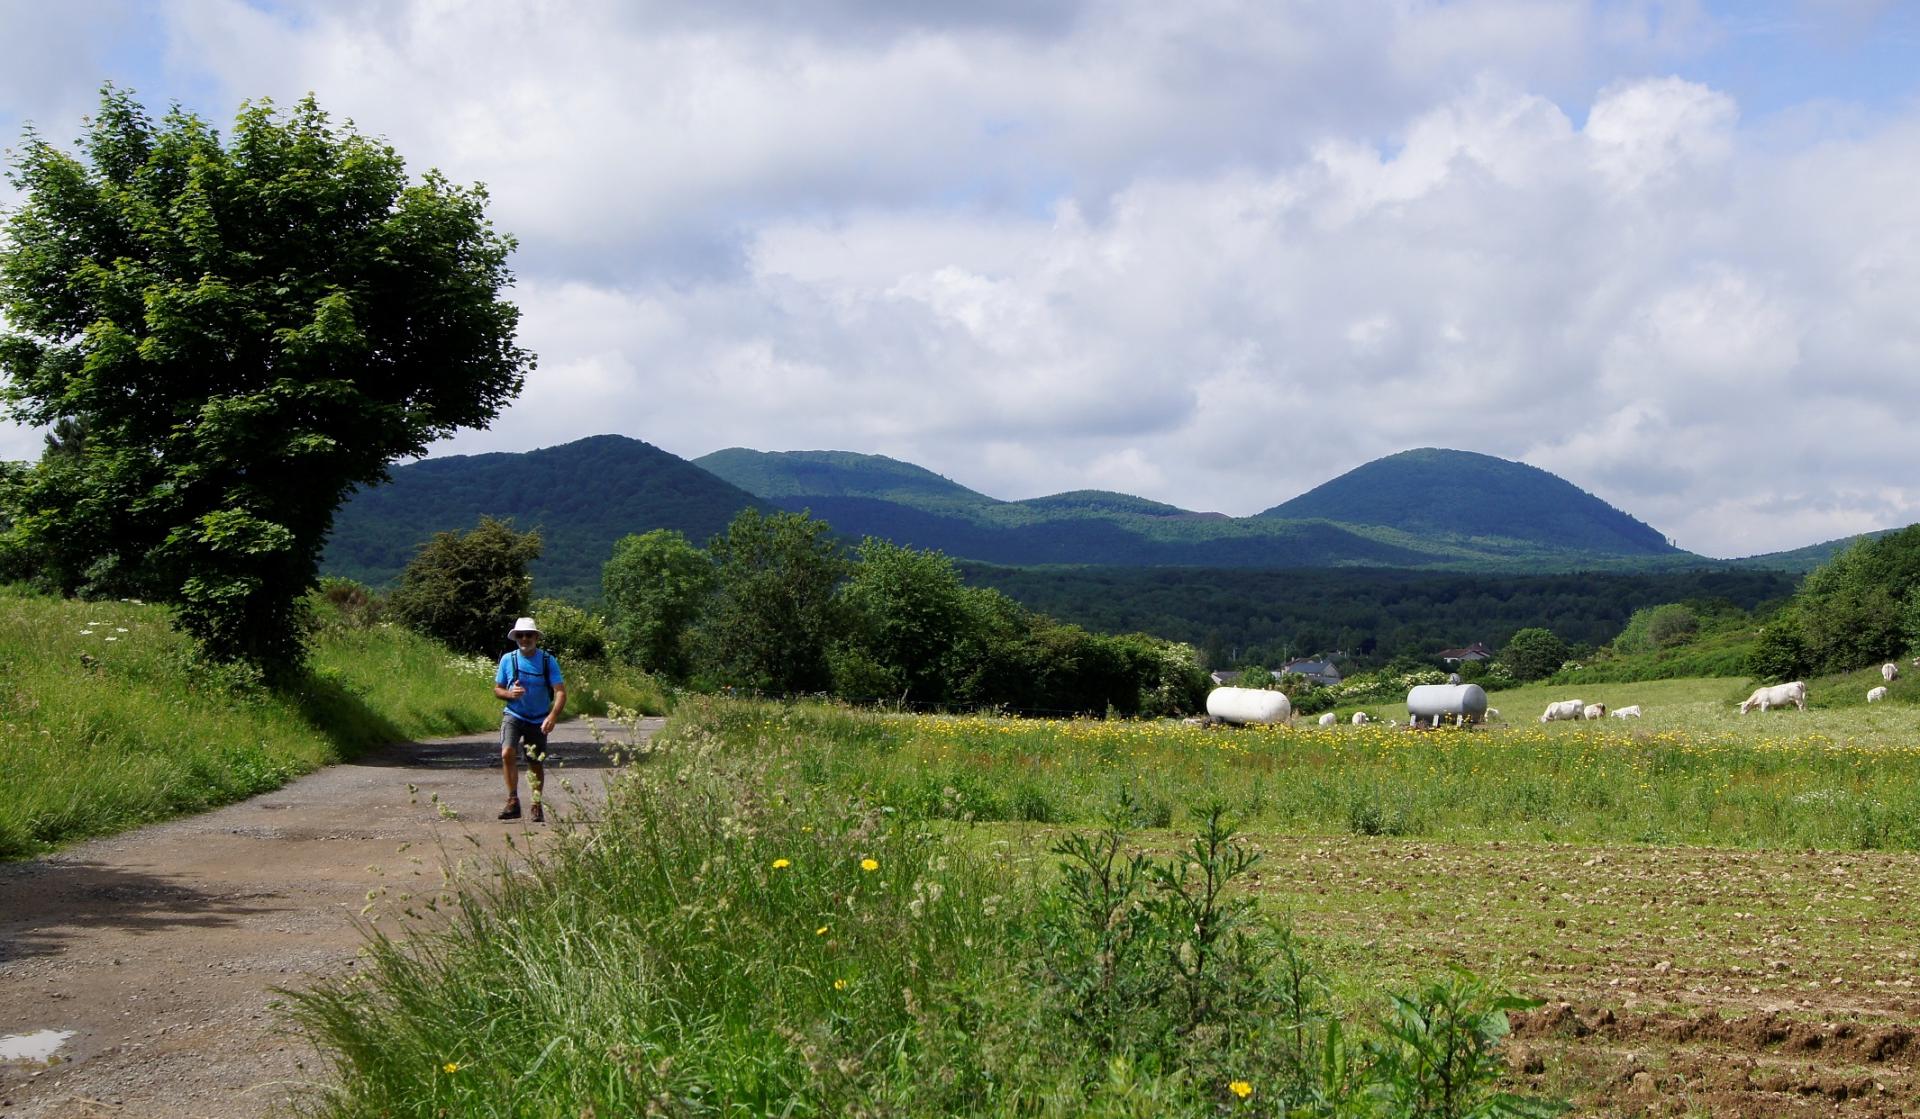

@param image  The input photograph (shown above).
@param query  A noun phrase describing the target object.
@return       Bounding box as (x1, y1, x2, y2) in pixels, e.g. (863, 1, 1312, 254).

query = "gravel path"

(0, 716, 662, 1118)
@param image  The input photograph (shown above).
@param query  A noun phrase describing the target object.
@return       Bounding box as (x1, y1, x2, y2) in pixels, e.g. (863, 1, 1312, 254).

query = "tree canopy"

(1500, 627, 1570, 682)
(0, 86, 531, 671)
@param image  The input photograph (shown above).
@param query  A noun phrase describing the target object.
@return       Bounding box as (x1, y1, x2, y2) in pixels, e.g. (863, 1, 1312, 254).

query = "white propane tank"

(1406, 683, 1489, 725)
(1206, 686, 1292, 725)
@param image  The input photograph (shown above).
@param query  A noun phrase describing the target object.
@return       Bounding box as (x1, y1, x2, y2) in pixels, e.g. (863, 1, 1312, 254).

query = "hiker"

(493, 617, 567, 822)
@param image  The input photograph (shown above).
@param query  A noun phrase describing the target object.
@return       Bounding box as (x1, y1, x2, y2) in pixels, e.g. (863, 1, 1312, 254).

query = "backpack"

(509, 649, 557, 689)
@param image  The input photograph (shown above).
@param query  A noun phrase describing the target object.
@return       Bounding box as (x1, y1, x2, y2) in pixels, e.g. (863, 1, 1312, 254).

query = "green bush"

(527, 597, 607, 663)
(388, 517, 540, 655)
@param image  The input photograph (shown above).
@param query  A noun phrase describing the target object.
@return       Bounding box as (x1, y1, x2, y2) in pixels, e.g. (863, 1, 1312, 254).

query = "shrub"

(1501, 628, 1569, 683)
(388, 517, 540, 655)
(528, 597, 607, 663)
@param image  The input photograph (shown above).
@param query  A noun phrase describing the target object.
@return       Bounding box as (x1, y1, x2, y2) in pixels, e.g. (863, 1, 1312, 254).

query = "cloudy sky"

(3, 1, 1918, 558)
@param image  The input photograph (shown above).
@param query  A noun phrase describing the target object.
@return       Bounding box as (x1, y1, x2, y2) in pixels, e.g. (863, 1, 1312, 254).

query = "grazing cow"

(1539, 699, 1585, 723)
(1611, 705, 1643, 718)
(1739, 681, 1807, 714)
(1582, 703, 1607, 720)
(1884, 663, 1900, 683)
(1351, 711, 1371, 725)
(1868, 686, 1888, 703)
(1318, 712, 1337, 727)
(1484, 707, 1500, 721)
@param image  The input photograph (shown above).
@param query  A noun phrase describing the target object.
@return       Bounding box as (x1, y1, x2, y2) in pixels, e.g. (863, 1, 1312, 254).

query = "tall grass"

(674, 685, 1920, 850)
(291, 701, 1559, 1118)
(1, 590, 500, 857)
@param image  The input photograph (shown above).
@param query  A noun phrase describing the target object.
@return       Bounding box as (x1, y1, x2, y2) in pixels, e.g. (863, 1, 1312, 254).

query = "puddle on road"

(0, 1029, 75, 1062)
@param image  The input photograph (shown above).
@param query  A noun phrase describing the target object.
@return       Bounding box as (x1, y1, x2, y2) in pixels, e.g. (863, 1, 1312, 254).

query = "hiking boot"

(530, 802, 545, 824)
(498, 797, 521, 820)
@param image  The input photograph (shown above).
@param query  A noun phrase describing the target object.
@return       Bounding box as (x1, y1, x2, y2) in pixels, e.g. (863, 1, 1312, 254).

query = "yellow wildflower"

(443, 1061, 463, 1074)
(834, 978, 848, 991)
(816, 925, 829, 936)
(860, 858, 879, 872)
(772, 858, 791, 869)
(1229, 1080, 1252, 1099)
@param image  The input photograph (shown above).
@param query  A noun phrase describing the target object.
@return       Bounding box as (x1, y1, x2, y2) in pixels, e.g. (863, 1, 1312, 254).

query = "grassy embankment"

(0, 588, 667, 858)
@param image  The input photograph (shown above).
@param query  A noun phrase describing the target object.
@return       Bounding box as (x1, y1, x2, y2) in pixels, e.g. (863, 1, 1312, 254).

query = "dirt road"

(0, 717, 661, 1119)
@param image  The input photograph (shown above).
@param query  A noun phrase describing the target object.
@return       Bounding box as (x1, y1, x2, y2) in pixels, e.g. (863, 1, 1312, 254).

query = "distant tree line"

(960, 564, 1799, 672)
(386, 510, 1211, 718)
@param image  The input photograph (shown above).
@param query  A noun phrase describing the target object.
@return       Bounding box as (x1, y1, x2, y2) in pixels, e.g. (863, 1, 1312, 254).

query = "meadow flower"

(772, 858, 791, 869)
(860, 858, 879, 872)
(816, 925, 829, 935)
(1229, 1080, 1252, 1099)
(833, 978, 848, 990)
(443, 1061, 463, 1073)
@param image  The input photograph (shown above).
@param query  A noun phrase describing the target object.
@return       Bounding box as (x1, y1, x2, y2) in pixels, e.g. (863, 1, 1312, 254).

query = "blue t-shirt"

(496, 649, 564, 725)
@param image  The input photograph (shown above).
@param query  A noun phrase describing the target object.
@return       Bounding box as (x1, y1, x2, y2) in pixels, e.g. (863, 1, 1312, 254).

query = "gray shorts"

(500, 714, 550, 761)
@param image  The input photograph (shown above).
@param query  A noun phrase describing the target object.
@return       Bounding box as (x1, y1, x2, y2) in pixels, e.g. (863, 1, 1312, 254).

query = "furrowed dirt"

(0, 718, 660, 1119)
(1228, 833, 1920, 1117)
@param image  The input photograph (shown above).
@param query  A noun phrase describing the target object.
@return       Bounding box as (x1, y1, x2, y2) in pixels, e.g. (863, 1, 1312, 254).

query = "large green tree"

(0, 87, 530, 671)
(832, 538, 974, 703)
(601, 528, 715, 678)
(690, 509, 846, 694)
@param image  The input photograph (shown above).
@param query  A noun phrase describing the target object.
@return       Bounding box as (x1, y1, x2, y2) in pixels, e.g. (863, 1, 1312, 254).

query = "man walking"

(494, 617, 567, 822)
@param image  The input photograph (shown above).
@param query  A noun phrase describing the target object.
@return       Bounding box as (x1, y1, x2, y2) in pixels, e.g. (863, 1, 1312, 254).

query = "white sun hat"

(508, 617, 541, 638)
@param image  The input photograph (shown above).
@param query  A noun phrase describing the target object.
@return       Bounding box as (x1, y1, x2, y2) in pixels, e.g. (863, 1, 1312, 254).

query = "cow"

(1739, 681, 1807, 714)
(1582, 703, 1607, 720)
(1485, 707, 1500, 721)
(1318, 712, 1337, 727)
(1611, 705, 1642, 718)
(1868, 686, 1888, 703)
(1351, 711, 1371, 725)
(1540, 699, 1585, 723)
(1884, 662, 1900, 683)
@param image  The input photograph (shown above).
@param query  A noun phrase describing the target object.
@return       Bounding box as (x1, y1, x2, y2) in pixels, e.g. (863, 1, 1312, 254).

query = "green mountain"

(693, 448, 997, 515)
(325, 434, 766, 599)
(1260, 448, 1679, 558)
(693, 447, 1698, 570)
(1724, 530, 1898, 573)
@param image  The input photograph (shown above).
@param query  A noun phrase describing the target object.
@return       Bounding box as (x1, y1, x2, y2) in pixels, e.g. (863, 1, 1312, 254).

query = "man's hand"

(508, 682, 526, 699)
(541, 713, 557, 735)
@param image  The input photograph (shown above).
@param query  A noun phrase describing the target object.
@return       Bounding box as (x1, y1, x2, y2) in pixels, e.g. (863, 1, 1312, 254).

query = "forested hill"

(694, 446, 1701, 571)
(693, 448, 999, 515)
(1260, 448, 1679, 557)
(1724, 530, 1895, 573)
(325, 435, 767, 598)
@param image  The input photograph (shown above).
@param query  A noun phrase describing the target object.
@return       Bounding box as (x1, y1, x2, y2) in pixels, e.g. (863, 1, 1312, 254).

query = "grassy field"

(0, 589, 668, 858)
(295, 686, 1920, 1117)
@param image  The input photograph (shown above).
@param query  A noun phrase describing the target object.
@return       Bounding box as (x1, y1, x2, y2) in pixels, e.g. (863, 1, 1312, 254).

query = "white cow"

(1539, 699, 1585, 723)
(1318, 712, 1337, 727)
(1582, 703, 1608, 720)
(1868, 686, 1888, 703)
(1739, 681, 1807, 714)
(1610, 704, 1643, 718)
(1485, 707, 1500, 721)
(1884, 662, 1900, 683)
(1351, 711, 1371, 725)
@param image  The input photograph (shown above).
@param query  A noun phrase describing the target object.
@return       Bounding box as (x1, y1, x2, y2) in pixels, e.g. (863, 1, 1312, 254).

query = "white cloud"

(5, 2, 1920, 558)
